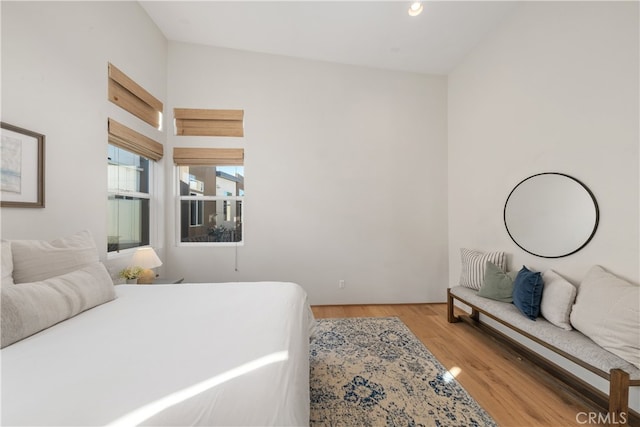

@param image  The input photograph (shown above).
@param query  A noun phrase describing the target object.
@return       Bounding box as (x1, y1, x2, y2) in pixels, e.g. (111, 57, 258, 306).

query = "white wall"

(0, 2, 168, 276)
(448, 1, 639, 287)
(4, 1, 635, 308)
(165, 43, 449, 305)
(448, 2, 639, 411)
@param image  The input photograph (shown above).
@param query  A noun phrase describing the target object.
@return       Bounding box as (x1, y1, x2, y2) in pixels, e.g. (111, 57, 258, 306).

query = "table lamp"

(131, 247, 162, 284)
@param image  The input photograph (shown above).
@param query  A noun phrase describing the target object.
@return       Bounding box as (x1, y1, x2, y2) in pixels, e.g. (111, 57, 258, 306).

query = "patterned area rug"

(309, 317, 496, 427)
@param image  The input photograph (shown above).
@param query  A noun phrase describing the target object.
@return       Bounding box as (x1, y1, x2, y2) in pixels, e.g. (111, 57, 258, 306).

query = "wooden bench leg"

(609, 369, 629, 426)
(447, 288, 459, 323)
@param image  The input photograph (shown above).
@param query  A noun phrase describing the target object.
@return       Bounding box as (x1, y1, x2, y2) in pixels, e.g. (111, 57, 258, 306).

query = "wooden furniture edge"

(446, 288, 459, 323)
(447, 289, 638, 427)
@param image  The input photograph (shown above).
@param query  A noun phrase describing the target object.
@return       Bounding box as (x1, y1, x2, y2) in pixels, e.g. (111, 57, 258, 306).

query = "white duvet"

(1, 282, 311, 426)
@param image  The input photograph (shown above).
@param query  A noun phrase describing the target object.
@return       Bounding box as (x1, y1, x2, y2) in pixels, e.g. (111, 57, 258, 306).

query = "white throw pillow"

(1, 241, 14, 287)
(570, 265, 639, 369)
(459, 248, 506, 290)
(1, 262, 116, 348)
(540, 269, 576, 330)
(10, 230, 99, 284)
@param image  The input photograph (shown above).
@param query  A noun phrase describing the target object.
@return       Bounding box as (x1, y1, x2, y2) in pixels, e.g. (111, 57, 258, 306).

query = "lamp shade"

(131, 247, 162, 269)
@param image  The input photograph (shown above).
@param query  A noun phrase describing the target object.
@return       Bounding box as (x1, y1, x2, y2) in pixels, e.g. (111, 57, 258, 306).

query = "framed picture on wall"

(1, 122, 45, 208)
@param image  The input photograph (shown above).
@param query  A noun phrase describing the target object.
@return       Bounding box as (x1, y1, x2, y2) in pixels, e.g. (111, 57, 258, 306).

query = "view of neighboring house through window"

(178, 165, 244, 244)
(108, 145, 151, 252)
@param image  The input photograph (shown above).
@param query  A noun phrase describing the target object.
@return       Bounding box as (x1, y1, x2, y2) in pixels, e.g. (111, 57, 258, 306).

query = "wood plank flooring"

(311, 303, 606, 427)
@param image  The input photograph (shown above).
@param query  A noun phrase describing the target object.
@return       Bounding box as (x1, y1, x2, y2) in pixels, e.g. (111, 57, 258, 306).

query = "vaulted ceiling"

(140, 1, 519, 75)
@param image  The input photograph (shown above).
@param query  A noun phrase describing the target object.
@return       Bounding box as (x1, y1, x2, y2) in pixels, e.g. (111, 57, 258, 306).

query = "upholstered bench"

(447, 285, 640, 425)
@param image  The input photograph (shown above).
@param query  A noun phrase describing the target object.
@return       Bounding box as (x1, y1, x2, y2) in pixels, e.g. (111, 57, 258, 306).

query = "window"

(107, 119, 162, 253)
(106, 61, 163, 254)
(174, 148, 244, 244)
(108, 145, 151, 252)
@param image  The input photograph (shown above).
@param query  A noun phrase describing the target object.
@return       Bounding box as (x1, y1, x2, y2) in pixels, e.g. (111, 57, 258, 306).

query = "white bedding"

(1, 282, 312, 426)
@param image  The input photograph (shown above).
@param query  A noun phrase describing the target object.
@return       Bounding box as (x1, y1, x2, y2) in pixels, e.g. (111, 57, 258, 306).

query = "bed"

(1, 232, 312, 426)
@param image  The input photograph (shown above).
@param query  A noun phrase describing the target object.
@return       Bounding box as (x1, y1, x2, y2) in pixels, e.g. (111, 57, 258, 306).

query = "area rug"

(309, 317, 496, 427)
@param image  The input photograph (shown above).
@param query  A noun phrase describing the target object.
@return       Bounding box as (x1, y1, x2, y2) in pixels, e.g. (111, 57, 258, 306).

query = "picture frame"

(1, 122, 45, 208)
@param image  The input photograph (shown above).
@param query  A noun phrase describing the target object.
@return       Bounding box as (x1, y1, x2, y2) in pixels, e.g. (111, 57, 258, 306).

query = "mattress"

(1, 282, 312, 426)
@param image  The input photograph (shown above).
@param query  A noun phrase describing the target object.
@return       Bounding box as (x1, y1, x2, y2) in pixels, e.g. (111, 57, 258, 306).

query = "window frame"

(107, 144, 157, 257)
(175, 168, 244, 248)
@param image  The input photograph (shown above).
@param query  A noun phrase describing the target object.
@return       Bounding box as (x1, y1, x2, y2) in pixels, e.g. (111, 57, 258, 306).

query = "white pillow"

(570, 265, 639, 369)
(10, 230, 99, 284)
(459, 248, 506, 290)
(1, 241, 14, 287)
(1, 262, 116, 348)
(540, 269, 576, 330)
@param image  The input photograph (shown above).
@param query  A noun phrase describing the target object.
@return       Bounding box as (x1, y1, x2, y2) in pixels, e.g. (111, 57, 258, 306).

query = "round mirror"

(504, 173, 599, 258)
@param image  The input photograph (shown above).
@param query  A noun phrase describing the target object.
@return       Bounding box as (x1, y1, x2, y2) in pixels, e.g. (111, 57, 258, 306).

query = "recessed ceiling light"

(408, 1, 424, 17)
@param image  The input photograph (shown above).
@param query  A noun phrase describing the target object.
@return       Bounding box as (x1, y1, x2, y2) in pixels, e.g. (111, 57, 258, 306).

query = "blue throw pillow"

(512, 266, 544, 320)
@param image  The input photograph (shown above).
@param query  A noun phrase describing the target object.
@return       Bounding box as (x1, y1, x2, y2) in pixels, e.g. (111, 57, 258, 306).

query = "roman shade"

(108, 63, 163, 129)
(173, 148, 244, 166)
(174, 108, 244, 137)
(108, 118, 163, 161)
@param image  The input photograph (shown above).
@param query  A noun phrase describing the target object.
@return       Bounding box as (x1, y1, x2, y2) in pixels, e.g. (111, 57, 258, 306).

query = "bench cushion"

(450, 285, 640, 381)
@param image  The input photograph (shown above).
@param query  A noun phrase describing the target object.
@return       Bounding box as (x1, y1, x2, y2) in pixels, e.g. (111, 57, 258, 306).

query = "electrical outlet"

(339, 280, 345, 289)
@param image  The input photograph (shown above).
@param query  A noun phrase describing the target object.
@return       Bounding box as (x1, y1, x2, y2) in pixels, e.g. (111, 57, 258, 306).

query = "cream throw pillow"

(1, 262, 116, 348)
(570, 265, 639, 369)
(1, 241, 14, 287)
(11, 230, 99, 284)
(540, 269, 576, 331)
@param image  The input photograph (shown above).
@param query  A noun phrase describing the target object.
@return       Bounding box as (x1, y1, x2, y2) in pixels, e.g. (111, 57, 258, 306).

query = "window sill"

(176, 242, 244, 248)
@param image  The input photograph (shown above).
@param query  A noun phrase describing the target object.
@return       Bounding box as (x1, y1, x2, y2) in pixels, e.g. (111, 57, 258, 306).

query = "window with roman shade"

(108, 63, 164, 129)
(108, 118, 163, 161)
(174, 108, 244, 137)
(107, 119, 163, 254)
(174, 148, 244, 245)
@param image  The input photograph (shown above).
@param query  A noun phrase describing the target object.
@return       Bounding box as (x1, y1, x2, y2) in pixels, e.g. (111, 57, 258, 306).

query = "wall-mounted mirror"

(504, 172, 599, 258)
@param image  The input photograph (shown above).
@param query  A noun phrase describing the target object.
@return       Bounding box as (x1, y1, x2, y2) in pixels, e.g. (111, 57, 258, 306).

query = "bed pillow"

(540, 270, 576, 331)
(10, 230, 99, 284)
(2, 241, 14, 287)
(512, 266, 544, 320)
(570, 265, 639, 369)
(459, 248, 506, 290)
(1, 262, 116, 348)
(477, 261, 518, 303)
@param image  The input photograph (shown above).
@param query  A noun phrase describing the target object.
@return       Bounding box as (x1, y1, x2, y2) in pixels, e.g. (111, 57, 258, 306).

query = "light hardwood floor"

(311, 303, 607, 427)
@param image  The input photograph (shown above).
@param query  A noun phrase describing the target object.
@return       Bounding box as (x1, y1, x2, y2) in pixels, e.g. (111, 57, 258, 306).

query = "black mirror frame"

(503, 172, 599, 258)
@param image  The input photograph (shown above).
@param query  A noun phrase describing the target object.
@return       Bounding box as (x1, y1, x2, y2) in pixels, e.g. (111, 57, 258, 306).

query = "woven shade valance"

(173, 148, 244, 166)
(174, 108, 244, 137)
(108, 118, 163, 161)
(108, 63, 163, 129)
